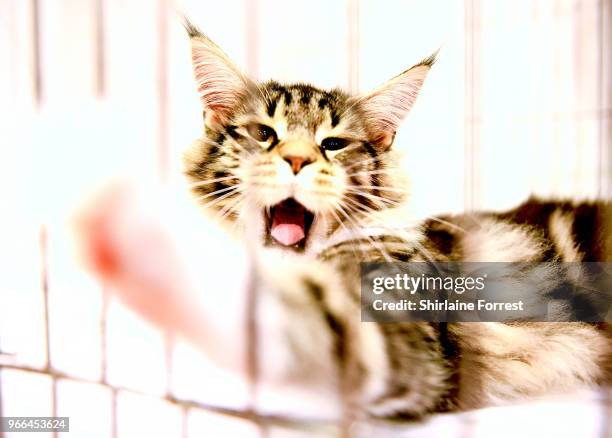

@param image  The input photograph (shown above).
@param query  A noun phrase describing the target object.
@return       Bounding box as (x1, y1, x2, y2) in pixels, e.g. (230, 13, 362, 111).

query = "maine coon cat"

(178, 20, 612, 421)
(80, 19, 612, 424)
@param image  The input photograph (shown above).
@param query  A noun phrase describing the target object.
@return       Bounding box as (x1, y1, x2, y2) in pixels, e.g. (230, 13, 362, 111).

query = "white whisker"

(346, 185, 409, 194)
(196, 184, 244, 201)
(199, 187, 243, 210)
(335, 204, 394, 262)
(342, 197, 438, 264)
(326, 206, 366, 260)
(345, 169, 400, 178)
(343, 155, 389, 172)
(189, 174, 240, 188)
(216, 194, 246, 223)
(344, 189, 405, 208)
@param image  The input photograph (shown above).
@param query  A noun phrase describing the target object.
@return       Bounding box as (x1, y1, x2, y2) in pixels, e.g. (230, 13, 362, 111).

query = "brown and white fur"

(179, 20, 612, 420)
(84, 20, 612, 424)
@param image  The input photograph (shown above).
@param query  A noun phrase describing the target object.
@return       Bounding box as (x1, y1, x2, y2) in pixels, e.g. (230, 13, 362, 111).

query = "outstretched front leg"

(75, 182, 458, 420)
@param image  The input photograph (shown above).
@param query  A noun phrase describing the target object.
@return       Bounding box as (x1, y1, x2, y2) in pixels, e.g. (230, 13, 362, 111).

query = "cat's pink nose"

(283, 155, 314, 175)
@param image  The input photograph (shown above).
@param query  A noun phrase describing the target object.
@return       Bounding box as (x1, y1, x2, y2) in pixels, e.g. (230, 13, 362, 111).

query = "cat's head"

(183, 22, 434, 254)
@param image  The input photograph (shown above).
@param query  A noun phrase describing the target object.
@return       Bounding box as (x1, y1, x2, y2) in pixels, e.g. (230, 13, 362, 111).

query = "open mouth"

(265, 198, 315, 251)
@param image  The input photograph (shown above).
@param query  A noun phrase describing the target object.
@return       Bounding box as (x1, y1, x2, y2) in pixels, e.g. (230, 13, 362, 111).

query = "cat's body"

(181, 21, 611, 421)
(246, 197, 611, 420)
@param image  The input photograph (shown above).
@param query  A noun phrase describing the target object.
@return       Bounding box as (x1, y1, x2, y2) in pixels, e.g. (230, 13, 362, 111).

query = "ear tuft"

(182, 16, 203, 39)
(355, 53, 436, 148)
(414, 50, 439, 69)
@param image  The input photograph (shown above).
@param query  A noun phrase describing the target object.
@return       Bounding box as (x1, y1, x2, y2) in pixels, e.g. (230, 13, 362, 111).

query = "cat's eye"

(321, 137, 349, 151)
(247, 123, 276, 142)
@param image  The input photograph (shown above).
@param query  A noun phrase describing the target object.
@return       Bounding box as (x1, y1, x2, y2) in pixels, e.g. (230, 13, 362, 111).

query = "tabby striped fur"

(182, 21, 611, 420)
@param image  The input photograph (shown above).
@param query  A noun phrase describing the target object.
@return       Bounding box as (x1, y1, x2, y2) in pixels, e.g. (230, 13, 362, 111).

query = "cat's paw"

(74, 180, 252, 371)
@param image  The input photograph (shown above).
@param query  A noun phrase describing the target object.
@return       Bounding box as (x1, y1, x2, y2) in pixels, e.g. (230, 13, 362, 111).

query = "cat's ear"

(185, 20, 253, 125)
(354, 53, 436, 149)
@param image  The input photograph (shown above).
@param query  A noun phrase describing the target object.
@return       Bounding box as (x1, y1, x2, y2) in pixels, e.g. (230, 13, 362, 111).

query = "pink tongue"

(271, 203, 306, 246)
